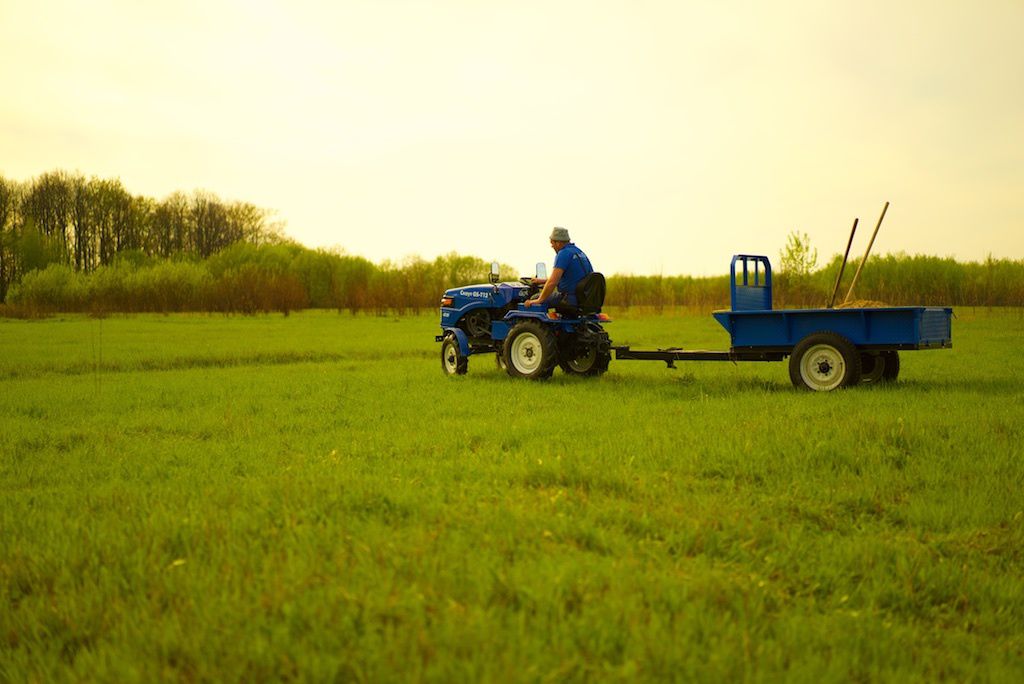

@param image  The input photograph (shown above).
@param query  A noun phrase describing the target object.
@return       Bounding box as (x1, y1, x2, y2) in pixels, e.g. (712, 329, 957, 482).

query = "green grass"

(2, 309, 1023, 682)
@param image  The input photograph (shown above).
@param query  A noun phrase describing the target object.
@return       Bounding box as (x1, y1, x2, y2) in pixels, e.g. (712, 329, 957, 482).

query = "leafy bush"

(8, 264, 85, 312)
(207, 263, 308, 315)
(128, 261, 212, 312)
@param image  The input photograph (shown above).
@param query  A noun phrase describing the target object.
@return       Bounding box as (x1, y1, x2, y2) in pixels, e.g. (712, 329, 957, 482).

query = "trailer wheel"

(441, 335, 468, 376)
(860, 352, 885, 384)
(503, 320, 558, 380)
(880, 350, 900, 381)
(860, 350, 900, 384)
(789, 332, 862, 391)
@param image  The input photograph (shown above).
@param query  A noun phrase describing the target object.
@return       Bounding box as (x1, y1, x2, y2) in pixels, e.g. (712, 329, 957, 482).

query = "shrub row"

(605, 254, 1024, 310)
(4, 243, 510, 316)
(4, 242, 1022, 316)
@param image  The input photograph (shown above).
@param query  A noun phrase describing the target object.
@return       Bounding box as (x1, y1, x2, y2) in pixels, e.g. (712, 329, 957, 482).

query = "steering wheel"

(519, 276, 534, 286)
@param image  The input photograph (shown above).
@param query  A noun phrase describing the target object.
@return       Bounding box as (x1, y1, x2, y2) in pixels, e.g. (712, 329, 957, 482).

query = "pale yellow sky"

(1, 0, 1022, 275)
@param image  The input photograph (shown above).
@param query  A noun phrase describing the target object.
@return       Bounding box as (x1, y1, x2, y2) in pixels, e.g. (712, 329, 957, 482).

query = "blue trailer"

(613, 255, 953, 390)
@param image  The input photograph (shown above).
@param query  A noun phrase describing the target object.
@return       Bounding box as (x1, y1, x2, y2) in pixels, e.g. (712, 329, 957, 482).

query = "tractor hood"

(443, 282, 526, 300)
(442, 282, 529, 312)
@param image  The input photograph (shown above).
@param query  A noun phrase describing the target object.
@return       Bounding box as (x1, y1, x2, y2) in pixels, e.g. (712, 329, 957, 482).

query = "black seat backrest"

(575, 272, 606, 315)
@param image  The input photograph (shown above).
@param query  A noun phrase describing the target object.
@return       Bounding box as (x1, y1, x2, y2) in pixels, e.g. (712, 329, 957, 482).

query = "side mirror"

(489, 261, 500, 284)
(535, 262, 547, 279)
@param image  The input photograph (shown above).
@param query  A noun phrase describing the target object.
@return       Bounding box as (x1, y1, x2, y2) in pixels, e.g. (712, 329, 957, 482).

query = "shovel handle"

(828, 218, 859, 308)
(843, 201, 889, 305)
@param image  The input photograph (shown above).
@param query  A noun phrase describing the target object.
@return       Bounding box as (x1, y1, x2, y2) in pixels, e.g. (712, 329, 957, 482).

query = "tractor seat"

(555, 272, 606, 317)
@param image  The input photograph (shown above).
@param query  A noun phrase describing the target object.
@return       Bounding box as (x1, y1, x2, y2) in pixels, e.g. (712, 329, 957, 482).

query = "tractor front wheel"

(441, 335, 468, 376)
(503, 320, 557, 380)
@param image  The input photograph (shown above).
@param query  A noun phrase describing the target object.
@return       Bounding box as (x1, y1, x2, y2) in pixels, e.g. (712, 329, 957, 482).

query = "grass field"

(2, 309, 1023, 682)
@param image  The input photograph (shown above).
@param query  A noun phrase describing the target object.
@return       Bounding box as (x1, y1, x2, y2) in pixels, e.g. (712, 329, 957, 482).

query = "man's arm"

(526, 268, 563, 306)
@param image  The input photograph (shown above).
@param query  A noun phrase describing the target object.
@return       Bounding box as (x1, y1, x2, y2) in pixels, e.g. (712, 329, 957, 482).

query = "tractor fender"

(441, 327, 472, 357)
(503, 310, 551, 323)
(504, 310, 579, 334)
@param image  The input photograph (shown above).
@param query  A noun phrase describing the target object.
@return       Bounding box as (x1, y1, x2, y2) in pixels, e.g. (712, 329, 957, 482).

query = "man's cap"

(550, 226, 570, 242)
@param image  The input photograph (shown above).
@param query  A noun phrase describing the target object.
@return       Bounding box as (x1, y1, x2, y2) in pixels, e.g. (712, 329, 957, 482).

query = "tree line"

(0, 170, 276, 302)
(5, 240, 1022, 317)
(1, 171, 1022, 315)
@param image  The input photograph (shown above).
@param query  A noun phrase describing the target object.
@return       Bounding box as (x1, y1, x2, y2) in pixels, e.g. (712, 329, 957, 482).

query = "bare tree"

(190, 191, 228, 258)
(108, 181, 133, 261)
(22, 171, 73, 263)
(70, 175, 96, 271)
(129, 195, 156, 255)
(0, 176, 22, 301)
(152, 192, 191, 256)
(226, 201, 269, 246)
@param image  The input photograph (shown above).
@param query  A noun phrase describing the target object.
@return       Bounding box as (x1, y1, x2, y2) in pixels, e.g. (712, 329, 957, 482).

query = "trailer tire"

(789, 332, 862, 391)
(880, 350, 900, 381)
(860, 352, 885, 384)
(503, 320, 558, 380)
(861, 350, 901, 384)
(441, 335, 468, 376)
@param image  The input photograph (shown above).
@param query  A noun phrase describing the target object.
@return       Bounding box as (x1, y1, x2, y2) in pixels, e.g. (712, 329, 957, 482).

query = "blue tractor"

(436, 262, 611, 379)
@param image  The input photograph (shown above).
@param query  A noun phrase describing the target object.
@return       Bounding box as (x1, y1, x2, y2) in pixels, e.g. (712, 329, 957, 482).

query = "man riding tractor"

(525, 226, 594, 312)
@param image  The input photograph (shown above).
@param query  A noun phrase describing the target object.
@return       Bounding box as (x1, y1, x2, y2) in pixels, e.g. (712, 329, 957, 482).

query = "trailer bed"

(711, 306, 953, 350)
(610, 256, 953, 390)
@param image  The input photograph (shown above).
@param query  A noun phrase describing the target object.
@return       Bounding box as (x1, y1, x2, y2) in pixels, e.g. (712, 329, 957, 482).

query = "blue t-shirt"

(553, 243, 593, 304)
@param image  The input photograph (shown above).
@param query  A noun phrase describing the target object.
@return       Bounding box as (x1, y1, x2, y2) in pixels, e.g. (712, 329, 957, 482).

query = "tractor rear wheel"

(789, 332, 861, 391)
(441, 335, 468, 376)
(558, 335, 611, 376)
(503, 320, 557, 380)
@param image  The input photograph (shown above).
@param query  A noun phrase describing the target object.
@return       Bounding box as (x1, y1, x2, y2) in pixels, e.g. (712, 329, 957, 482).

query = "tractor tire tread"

(441, 335, 468, 376)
